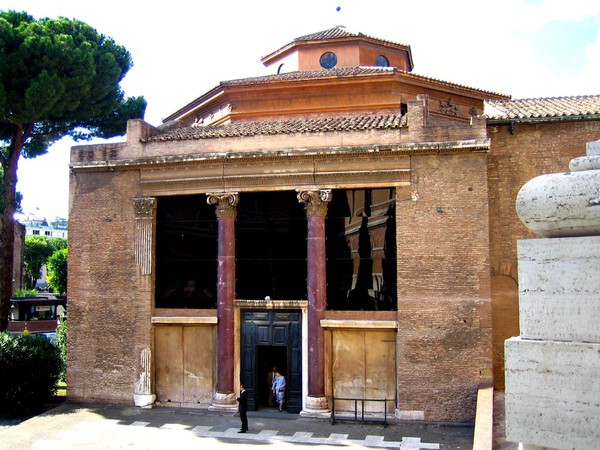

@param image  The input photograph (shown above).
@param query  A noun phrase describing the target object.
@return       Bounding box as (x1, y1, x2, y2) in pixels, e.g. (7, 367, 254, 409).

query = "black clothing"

(237, 389, 248, 432)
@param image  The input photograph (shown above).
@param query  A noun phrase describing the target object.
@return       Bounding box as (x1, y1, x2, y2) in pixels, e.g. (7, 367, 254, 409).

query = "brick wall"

(396, 151, 492, 422)
(67, 169, 153, 403)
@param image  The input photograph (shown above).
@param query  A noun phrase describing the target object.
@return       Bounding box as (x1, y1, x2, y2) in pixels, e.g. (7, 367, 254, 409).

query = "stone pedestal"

(505, 144, 600, 449)
(133, 348, 155, 408)
(300, 395, 332, 419)
(133, 393, 156, 408)
(208, 392, 238, 413)
(506, 336, 600, 449)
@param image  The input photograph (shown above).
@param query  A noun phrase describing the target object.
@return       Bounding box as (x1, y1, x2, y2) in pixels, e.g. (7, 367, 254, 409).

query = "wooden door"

(241, 309, 302, 412)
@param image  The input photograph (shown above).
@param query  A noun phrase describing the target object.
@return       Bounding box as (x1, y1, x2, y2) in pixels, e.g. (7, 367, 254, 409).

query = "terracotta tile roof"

(261, 26, 411, 62)
(485, 95, 600, 120)
(292, 26, 410, 48)
(144, 114, 404, 142)
(222, 66, 506, 98)
(165, 66, 508, 122)
(223, 66, 396, 85)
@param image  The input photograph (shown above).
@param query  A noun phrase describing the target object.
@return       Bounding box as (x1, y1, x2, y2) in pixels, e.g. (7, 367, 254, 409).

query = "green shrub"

(13, 288, 38, 298)
(55, 315, 68, 382)
(0, 332, 63, 416)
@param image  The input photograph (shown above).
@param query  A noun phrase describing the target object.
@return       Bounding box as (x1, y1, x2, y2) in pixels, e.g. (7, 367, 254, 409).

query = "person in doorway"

(267, 366, 277, 406)
(237, 384, 248, 433)
(271, 371, 286, 412)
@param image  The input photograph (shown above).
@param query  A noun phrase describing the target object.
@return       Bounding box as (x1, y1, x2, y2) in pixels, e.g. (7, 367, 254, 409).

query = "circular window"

(375, 55, 390, 67)
(320, 52, 338, 69)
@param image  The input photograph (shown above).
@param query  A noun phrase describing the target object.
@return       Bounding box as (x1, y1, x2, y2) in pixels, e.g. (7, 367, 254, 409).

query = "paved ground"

(0, 402, 474, 449)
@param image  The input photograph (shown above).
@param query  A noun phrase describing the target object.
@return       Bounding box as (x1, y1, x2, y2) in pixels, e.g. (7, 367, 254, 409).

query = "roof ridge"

(261, 26, 411, 62)
(292, 25, 410, 48)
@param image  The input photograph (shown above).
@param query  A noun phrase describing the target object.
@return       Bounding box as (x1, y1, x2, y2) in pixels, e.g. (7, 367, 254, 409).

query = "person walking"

(236, 384, 248, 433)
(271, 371, 286, 412)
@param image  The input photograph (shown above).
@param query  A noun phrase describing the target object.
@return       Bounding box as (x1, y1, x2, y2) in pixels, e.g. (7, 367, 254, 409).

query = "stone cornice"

(235, 299, 308, 310)
(70, 139, 490, 171)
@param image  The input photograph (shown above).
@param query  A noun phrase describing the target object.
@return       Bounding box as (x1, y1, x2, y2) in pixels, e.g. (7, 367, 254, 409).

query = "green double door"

(241, 309, 302, 413)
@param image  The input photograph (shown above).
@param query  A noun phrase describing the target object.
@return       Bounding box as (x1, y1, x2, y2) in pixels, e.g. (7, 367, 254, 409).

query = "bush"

(55, 315, 68, 382)
(13, 288, 38, 298)
(0, 332, 63, 416)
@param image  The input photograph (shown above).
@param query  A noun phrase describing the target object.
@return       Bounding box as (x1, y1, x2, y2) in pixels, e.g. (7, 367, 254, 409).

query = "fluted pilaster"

(134, 197, 156, 275)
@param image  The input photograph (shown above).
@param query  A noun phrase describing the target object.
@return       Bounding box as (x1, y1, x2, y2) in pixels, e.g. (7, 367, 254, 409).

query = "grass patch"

(55, 380, 67, 397)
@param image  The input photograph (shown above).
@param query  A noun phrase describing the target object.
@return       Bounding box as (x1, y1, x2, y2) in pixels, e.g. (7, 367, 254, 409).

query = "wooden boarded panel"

(332, 329, 396, 414)
(155, 325, 183, 403)
(332, 330, 366, 412)
(365, 330, 396, 413)
(182, 326, 214, 405)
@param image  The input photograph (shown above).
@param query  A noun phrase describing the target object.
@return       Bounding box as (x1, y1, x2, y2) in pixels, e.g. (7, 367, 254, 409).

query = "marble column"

(297, 189, 332, 418)
(207, 192, 239, 412)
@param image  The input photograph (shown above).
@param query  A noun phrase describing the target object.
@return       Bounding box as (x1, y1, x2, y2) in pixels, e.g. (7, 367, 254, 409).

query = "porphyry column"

(207, 192, 239, 412)
(297, 189, 332, 418)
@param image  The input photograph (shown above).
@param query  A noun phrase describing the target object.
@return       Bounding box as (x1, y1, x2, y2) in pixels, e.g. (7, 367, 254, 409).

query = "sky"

(3, 0, 600, 221)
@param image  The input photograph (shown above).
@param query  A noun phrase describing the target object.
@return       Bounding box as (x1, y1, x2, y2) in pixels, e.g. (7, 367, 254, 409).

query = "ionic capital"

(207, 193, 239, 219)
(297, 189, 332, 217)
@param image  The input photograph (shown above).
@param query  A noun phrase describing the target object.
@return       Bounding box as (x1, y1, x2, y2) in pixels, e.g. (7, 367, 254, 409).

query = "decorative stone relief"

(297, 189, 332, 217)
(438, 98, 460, 116)
(134, 197, 156, 275)
(206, 193, 239, 219)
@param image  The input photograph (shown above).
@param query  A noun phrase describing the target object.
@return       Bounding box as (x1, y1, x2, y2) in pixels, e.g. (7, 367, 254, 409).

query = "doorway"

(256, 345, 287, 409)
(240, 309, 302, 413)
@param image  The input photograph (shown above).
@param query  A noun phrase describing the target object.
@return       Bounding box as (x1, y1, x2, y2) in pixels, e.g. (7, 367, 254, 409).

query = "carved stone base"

(208, 391, 238, 413)
(133, 393, 156, 408)
(300, 395, 332, 418)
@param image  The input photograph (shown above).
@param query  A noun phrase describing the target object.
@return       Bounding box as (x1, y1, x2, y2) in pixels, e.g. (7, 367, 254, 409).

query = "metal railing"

(331, 397, 388, 427)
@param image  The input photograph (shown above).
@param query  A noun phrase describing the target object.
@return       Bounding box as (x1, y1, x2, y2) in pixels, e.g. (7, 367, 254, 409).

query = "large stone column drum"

(297, 189, 332, 418)
(207, 192, 239, 412)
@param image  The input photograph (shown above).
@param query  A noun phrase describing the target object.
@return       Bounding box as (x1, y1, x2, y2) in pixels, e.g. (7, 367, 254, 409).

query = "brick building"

(67, 27, 600, 422)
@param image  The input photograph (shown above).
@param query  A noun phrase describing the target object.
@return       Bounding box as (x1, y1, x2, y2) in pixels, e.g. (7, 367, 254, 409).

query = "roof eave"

(486, 114, 600, 125)
(163, 85, 226, 123)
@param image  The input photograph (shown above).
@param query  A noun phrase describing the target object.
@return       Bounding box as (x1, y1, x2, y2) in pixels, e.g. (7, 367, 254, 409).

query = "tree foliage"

(47, 247, 67, 295)
(0, 10, 146, 329)
(23, 235, 53, 289)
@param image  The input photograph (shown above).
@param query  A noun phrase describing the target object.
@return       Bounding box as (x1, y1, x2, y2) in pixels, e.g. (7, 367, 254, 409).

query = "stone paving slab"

(0, 402, 474, 449)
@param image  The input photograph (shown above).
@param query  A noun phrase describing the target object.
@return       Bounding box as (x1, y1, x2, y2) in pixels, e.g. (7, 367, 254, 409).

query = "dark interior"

(235, 191, 307, 300)
(154, 189, 396, 310)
